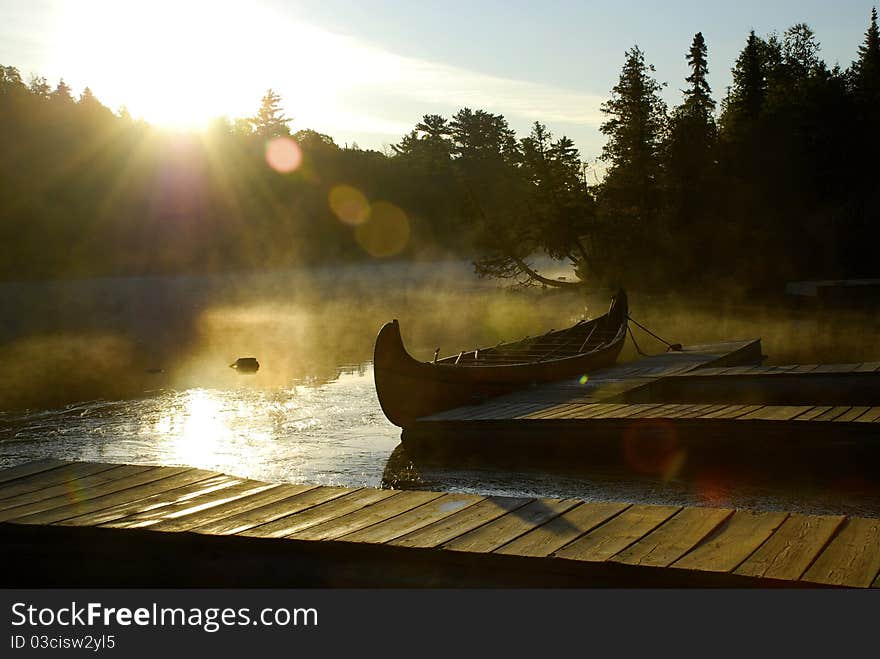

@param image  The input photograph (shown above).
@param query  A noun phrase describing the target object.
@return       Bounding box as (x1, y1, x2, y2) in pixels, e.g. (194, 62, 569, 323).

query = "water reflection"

(0, 365, 398, 488)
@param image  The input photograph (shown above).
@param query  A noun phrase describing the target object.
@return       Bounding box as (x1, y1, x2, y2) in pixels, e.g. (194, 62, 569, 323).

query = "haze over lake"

(2, 262, 878, 517)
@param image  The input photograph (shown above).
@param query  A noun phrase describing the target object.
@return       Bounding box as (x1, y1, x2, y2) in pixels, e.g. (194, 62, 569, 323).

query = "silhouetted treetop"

(251, 88, 290, 138)
(2, 9, 880, 289)
(853, 7, 880, 106)
(683, 32, 715, 119)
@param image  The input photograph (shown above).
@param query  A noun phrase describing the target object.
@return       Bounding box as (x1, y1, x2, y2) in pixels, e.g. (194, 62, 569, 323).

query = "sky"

(0, 0, 877, 160)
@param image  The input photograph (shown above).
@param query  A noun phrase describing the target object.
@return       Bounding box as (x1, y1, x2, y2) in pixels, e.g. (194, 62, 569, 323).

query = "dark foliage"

(1, 8, 879, 293)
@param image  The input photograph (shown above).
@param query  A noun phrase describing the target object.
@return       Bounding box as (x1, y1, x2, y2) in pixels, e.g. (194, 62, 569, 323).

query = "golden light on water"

(174, 389, 226, 465)
(265, 137, 303, 173)
(328, 185, 370, 225)
(354, 201, 410, 258)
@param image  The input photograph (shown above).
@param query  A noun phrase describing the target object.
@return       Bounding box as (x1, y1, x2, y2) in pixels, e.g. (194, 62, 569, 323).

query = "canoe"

(373, 289, 629, 427)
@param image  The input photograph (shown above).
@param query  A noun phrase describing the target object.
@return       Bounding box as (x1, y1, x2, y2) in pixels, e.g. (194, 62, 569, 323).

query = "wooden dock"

(412, 338, 765, 424)
(1, 459, 878, 588)
(402, 340, 880, 477)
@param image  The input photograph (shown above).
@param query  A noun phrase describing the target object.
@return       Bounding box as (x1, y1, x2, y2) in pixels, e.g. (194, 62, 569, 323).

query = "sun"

(51, 1, 286, 129)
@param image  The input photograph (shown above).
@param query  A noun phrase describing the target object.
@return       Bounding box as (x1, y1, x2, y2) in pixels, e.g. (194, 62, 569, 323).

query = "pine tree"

(78, 87, 99, 106)
(597, 46, 668, 285)
(682, 32, 715, 122)
(726, 31, 768, 123)
(665, 33, 718, 277)
(450, 108, 518, 163)
(598, 47, 667, 225)
(51, 79, 74, 103)
(853, 7, 880, 105)
(414, 114, 453, 167)
(251, 89, 290, 138)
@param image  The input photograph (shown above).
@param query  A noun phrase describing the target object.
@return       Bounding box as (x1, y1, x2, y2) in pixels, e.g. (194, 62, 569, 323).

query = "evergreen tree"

(51, 78, 74, 103)
(78, 87, 99, 106)
(725, 31, 768, 125)
(846, 7, 880, 274)
(852, 7, 880, 106)
(450, 108, 518, 163)
(251, 89, 290, 138)
(414, 114, 453, 167)
(665, 32, 718, 279)
(597, 46, 667, 283)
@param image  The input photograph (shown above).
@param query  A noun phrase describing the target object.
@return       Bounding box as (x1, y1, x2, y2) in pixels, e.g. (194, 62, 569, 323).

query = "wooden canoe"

(373, 289, 629, 427)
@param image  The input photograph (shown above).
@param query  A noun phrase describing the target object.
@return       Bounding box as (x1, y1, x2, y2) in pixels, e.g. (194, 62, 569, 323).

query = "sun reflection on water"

(173, 389, 227, 466)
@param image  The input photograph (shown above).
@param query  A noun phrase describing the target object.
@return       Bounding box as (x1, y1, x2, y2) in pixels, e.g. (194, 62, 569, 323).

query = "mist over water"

(1, 261, 879, 517)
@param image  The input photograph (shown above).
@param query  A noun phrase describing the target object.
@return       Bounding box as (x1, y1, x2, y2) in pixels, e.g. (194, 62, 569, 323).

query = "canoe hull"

(373, 314, 626, 428)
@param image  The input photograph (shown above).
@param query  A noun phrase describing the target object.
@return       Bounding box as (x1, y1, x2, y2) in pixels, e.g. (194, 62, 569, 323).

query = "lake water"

(1, 262, 879, 517)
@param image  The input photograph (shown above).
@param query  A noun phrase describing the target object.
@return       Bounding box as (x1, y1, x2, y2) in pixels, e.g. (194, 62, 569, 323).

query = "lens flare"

(695, 469, 731, 505)
(265, 137, 302, 173)
(355, 201, 410, 258)
(329, 185, 370, 225)
(621, 419, 686, 480)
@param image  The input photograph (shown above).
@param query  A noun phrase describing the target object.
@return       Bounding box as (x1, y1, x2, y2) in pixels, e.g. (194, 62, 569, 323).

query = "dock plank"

(58, 474, 248, 527)
(627, 404, 687, 419)
(802, 517, 880, 587)
(240, 488, 399, 539)
(734, 514, 846, 581)
(521, 403, 582, 420)
(0, 459, 68, 485)
(563, 403, 630, 420)
(612, 507, 734, 567)
(0, 462, 124, 501)
(554, 505, 681, 563)
(288, 490, 444, 541)
(671, 510, 788, 573)
(853, 407, 880, 423)
(711, 405, 765, 420)
(194, 486, 353, 535)
(739, 406, 814, 422)
(442, 498, 580, 553)
(811, 406, 852, 421)
(811, 363, 862, 373)
(494, 502, 630, 558)
(678, 403, 729, 419)
(593, 404, 664, 420)
(793, 406, 832, 421)
(339, 493, 484, 544)
(103, 480, 278, 529)
(662, 404, 719, 419)
(1, 467, 209, 524)
(832, 406, 872, 422)
(391, 496, 533, 549)
(1, 467, 202, 523)
(0, 464, 154, 509)
(146, 484, 319, 532)
(696, 405, 749, 419)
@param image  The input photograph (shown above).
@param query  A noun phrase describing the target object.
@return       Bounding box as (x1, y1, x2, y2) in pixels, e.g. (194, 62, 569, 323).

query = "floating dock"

(402, 340, 880, 478)
(0, 459, 878, 588)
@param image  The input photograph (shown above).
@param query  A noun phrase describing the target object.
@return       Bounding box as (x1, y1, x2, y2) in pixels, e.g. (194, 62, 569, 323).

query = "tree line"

(1, 8, 878, 295)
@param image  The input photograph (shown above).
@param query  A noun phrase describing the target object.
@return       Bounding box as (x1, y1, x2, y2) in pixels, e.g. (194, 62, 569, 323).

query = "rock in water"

(230, 357, 260, 373)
